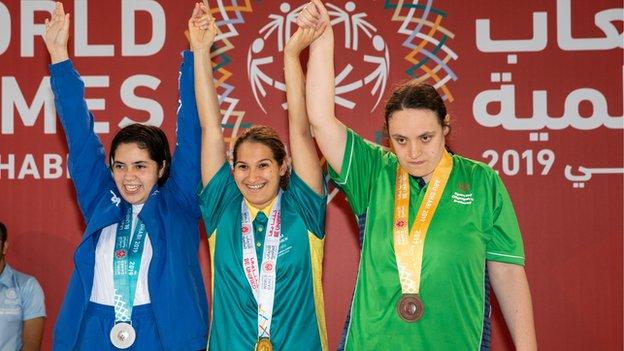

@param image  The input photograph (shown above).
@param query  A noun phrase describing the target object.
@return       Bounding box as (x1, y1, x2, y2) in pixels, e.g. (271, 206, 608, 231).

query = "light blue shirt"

(0, 264, 46, 351)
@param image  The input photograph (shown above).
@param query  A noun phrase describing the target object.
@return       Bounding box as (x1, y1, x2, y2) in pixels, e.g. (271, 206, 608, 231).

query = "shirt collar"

(0, 264, 14, 288)
(244, 196, 278, 220)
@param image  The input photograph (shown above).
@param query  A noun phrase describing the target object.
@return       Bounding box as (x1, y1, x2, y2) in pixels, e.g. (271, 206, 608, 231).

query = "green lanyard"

(112, 207, 147, 323)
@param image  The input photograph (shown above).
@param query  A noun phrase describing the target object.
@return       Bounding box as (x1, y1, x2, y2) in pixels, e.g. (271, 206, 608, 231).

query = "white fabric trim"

(90, 204, 152, 305)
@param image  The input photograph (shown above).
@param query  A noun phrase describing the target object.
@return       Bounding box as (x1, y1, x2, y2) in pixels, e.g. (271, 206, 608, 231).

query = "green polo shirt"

(329, 129, 525, 350)
(199, 163, 328, 350)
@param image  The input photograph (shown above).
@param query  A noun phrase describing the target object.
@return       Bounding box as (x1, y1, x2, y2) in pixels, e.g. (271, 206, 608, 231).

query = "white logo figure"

(247, 1, 390, 113)
(110, 190, 121, 207)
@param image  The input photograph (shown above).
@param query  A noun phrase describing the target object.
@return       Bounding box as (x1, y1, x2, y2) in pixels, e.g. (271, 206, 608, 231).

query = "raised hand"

(297, 1, 330, 31)
(187, 3, 217, 52)
(44, 2, 70, 63)
(296, 2, 320, 29)
(284, 28, 317, 56)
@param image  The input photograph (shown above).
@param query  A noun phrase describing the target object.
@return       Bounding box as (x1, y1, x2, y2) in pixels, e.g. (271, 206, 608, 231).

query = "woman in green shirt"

(299, 1, 537, 350)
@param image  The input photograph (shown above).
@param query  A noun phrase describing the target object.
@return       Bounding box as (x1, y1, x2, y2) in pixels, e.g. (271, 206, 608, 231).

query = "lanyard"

(241, 191, 282, 339)
(393, 151, 453, 295)
(112, 206, 147, 323)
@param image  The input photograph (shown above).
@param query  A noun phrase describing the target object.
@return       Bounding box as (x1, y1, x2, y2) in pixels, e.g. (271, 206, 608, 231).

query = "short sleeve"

(198, 162, 240, 235)
(485, 173, 526, 265)
(287, 171, 328, 239)
(21, 277, 46, 321)
(327, 129, 385, 216)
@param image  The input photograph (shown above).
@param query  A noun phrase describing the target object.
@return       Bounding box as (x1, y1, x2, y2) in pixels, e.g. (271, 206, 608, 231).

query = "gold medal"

(254, 337, 273, 351)
(397, 294, 424, 322)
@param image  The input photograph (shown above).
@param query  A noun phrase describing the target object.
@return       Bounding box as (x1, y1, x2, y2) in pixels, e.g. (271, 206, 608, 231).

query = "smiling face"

(388, 108, 449, 182)
(233, 141, 288, 209)
(111, 142, 164, 205)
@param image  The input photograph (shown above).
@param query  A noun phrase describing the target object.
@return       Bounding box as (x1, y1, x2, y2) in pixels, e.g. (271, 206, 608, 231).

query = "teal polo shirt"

(199, 163, 328, 350)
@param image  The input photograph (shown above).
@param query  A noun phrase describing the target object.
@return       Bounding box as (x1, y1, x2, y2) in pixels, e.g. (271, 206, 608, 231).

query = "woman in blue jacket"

(44, 3, 208, 350)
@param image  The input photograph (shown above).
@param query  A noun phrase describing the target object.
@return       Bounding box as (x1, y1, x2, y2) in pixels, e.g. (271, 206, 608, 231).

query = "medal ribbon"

(241, 191, 282, 340)
(393, 151, 453, 294)
(112, 206, 148, 323)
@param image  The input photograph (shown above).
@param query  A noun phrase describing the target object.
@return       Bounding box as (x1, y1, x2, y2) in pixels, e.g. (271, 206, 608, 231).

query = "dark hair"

(233, 125, 290, 190)
(383, 81, 450, 133)
(109, 124, 171, 186)
(0, 222, 6, 243)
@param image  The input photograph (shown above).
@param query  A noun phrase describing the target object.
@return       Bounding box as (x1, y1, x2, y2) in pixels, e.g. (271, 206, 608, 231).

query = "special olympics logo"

(247, 1, 390, 114)
(242, 225, 250, 234)
(263, 262, 274, 271)
(395, 219, 406, 229)
(115, 249, 126, 259)
(5, 288, 17, 299)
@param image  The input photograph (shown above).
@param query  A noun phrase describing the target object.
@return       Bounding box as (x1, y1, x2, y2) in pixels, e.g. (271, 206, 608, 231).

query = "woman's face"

(387, 108, 449, 182)
(233, 141, 287, 209)
(111, 142, 164, 205)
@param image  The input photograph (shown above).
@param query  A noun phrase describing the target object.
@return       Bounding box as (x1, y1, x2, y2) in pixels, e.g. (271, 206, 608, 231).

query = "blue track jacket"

(49, 52, 208, 351)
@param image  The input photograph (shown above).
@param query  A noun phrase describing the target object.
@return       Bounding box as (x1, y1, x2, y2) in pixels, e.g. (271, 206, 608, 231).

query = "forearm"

(284, 51, 323, 194)
(49, 60, 91, 141)
(306, 29, 335, 130)
(167, 51, 203, 202)
(305, 27, 346, 173)
(489, 262, 537, 351)
(193, 49, 222, 133)
(193, 48, 226, 184)
(22, 317, 45, 351)
(284, 53, 312, 136)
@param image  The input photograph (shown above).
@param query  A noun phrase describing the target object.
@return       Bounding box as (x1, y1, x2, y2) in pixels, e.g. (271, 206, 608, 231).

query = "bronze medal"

(254, 337, 273, 351)
(397, 294, 424, 322)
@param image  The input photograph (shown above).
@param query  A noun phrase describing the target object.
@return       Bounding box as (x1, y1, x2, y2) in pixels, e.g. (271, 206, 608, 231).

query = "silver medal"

(110, 322, 136, 349)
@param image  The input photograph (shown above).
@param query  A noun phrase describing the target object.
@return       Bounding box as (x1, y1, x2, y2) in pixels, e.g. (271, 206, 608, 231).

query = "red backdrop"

(0, 1, 622, 350)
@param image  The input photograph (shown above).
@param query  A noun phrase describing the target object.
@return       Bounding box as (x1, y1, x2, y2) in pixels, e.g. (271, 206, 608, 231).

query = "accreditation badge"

(254, 337, 273, 351)
(110, 322, 136, 349)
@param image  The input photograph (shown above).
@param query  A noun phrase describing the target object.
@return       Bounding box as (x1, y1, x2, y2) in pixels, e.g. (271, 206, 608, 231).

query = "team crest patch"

(278, 234, 292, 257)
(457, 183, 471, 192)
(451, 192, 473, 205)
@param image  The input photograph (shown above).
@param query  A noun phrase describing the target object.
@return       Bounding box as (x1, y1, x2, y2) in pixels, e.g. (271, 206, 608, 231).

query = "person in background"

(0, 222, 46, 351)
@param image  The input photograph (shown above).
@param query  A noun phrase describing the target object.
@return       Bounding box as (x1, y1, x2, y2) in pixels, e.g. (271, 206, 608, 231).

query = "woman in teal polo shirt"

(189, 4, 328, 350)
(299, 1, 537, 350)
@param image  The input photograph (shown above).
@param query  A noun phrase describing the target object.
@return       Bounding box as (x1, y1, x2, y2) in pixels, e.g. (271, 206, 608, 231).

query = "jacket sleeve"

(49, 59, 115, 222)
(168, 51, 202, 219)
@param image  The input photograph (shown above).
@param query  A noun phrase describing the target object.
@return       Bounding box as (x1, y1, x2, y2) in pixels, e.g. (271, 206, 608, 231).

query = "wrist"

(284, 49, 302, 59)
(50, 50, 69, 64)
(193, 47, 211, 54)
(192, 49, 210, 59)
